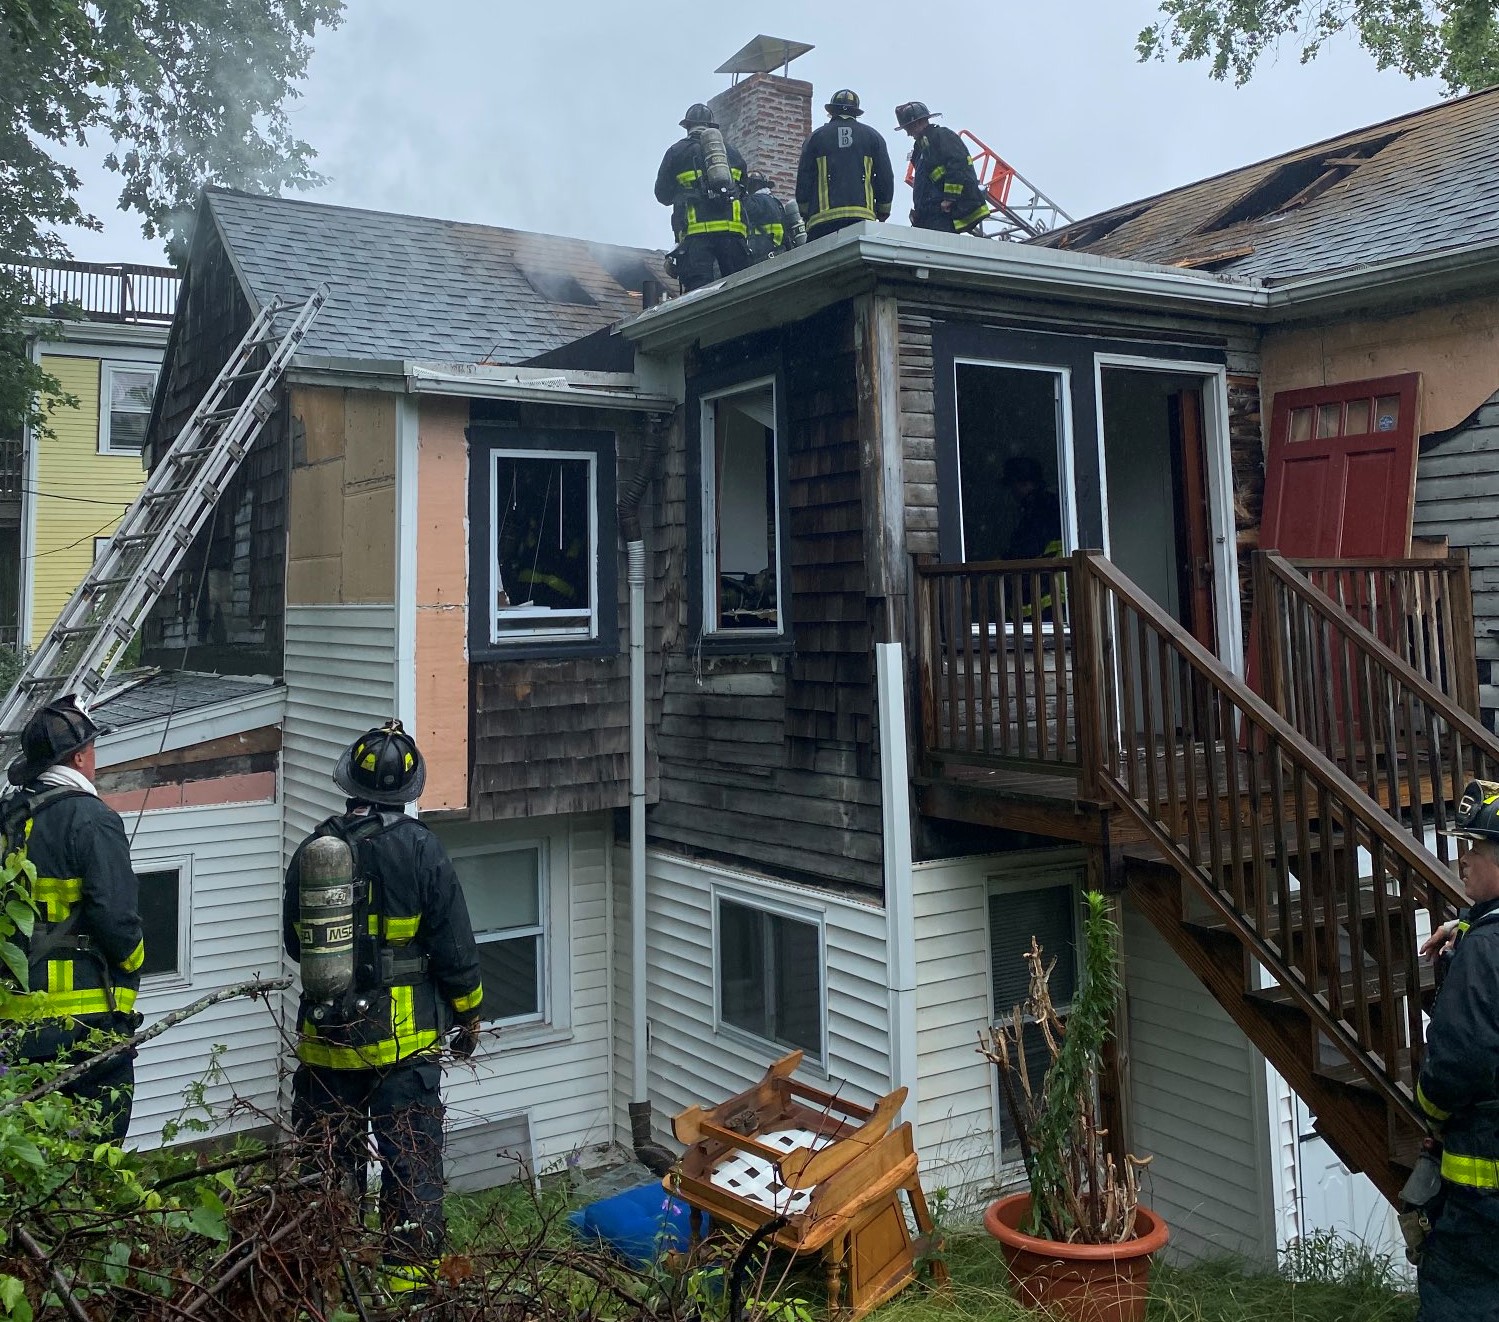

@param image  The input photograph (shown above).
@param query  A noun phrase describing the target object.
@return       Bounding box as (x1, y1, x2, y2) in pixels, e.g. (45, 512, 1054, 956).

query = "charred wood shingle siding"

(651, 306, 884, 892)
(468, 411, 663, 821)
(140, 218, 286, 676)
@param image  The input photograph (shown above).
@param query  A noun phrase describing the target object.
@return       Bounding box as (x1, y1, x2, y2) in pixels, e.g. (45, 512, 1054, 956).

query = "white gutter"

(876, 642, 919, 1147)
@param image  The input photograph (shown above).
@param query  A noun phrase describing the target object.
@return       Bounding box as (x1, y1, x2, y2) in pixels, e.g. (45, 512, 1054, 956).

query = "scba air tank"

(298, 834, 356, 1013)
(782, 199, 808, 248)
(691, 126, 735, 195)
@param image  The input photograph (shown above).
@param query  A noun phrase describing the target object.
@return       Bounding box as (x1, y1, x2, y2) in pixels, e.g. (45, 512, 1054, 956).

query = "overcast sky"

(57, 1, 1446, 266)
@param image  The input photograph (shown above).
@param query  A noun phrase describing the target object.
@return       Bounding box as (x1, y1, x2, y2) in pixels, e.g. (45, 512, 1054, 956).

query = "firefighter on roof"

(284, 719, 483, 1302)
(895, 101, 992, 235)
(0, 695, 143, 1143)
(1413, 778, 1499, 1320)
(796, 89, 894, 239)
(654, 102, 752, 292)
(744, 173, 790, 264)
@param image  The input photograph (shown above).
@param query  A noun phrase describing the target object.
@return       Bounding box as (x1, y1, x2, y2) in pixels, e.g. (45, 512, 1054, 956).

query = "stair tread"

(1245, 959, 1436, 1010)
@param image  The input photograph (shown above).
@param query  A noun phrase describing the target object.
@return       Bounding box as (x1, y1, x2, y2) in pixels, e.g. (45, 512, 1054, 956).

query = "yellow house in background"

(5, 261, 180, 651)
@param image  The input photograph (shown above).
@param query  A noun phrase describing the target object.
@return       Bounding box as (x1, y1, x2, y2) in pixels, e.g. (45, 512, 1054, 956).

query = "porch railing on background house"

(0, 438, 22, 499)
(5, 259, 180, 324)
(914, 557, 1078, 773)
(1256, 551, 1499, 868)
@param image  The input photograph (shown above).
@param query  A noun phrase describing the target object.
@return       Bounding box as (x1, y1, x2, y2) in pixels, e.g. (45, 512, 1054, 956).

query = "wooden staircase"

(915, 549, 1491, 1204)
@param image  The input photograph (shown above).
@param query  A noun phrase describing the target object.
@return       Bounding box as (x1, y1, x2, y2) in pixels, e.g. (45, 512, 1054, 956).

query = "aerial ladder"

(0, 285, 328, 750)
(905, 129, 1072, 241)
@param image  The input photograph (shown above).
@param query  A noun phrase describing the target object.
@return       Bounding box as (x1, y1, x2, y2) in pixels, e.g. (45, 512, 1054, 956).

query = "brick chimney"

(707, 41, 814, 201)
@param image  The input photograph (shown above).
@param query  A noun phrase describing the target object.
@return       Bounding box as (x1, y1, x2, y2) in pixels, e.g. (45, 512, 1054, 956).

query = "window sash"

(453, 843, 548, 1027)
(701, 381, 783, 636)
(134, 864, 186, 982)
(488, 449, 598, 643)
(101, 365, 156, 454)
(716, 894, 823, 1061)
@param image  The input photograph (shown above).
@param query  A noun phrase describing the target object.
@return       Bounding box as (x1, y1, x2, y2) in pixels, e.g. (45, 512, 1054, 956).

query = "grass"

(445, 1180, 1418, 1322)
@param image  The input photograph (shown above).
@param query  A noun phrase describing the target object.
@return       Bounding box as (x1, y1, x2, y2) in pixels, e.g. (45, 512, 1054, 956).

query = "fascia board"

(402, 361, 676, 412)
(96, 686, 286, 767)
(25, 318, 171, 351)
(1265, 240, 1499, 320)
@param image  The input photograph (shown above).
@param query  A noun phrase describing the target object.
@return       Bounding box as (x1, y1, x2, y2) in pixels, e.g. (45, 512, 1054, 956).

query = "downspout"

(619, 412, 673, 1175)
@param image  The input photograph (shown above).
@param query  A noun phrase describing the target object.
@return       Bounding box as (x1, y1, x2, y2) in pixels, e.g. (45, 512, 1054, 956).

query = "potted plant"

(978, 890, 1168, 1322)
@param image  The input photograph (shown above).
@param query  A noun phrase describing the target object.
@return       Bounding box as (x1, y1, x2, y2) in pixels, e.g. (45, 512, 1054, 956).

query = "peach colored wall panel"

(1261, 295, 1499, 437)
(416, 397, 470, 811)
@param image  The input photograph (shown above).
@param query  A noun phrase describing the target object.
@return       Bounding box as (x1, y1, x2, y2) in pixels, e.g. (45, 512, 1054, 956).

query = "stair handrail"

(1256, 551, 1499, 863)
(1072, 549, 1464, 1119)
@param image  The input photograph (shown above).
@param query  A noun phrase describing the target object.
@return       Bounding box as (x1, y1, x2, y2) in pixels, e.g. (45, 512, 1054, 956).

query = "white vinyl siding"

(441, 813, 615, 1170)
(126, 799, 283, 1150)
(625, 851, 890, 1145)
(1123, 900, 1276, 1264)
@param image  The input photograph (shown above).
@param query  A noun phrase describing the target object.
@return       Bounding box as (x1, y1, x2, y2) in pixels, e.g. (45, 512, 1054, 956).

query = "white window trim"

(710, 881, 827, 1069)
(700, 376, 785, 638)
(98, 361, 156, 456)
(986, 853, 1086, 1179)
(129, 853, 193, 991)
(488, 447, 599, 645)
(449, 833, 572, 1047)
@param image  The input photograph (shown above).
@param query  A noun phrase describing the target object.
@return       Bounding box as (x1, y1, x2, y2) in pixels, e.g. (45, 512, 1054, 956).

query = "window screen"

(136, 867, 181, 979)
(718, 897, 822, 1059)
(989, 883, 1078, 1155)
(453, 847, 545, 1024)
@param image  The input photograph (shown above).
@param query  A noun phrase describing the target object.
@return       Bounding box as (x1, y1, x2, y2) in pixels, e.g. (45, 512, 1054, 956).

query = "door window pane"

(954, 364, 1064, 562)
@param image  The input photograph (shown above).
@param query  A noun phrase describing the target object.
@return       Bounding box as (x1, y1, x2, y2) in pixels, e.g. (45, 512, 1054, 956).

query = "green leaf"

(4, 900, 33, 940)
(187, 1190, 229, 1242)
(0, 940, 30, 990)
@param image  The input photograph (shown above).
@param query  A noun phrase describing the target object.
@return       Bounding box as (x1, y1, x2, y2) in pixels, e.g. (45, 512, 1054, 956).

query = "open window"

(468, 428, 617, 657)
(134, 860, 190, 986)
(701, 380, 783, 636)
(953, 361, 1069, 564)
(100, 363, 156, 455)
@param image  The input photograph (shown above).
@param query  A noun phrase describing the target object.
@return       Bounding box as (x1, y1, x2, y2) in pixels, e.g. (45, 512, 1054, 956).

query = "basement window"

(1198, 133, 1401, 233)
(716, 892, 825, 1065)
(701, 380, 783, 635)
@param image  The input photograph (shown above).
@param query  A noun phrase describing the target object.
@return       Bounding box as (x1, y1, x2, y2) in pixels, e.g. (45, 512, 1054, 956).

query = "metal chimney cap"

(715, 35, 814, 76)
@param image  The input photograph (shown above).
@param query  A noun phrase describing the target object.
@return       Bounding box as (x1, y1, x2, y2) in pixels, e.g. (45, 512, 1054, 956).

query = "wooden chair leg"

(825, 1233, 847, 1318)
(907, 1181, 950, 1286)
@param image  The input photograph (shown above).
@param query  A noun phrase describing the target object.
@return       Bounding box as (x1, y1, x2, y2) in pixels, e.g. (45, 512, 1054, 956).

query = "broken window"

(702, 381, 782, 634)
(100, 363, 156, 454)
(489, 449, 596, 642)
(453, 844, 547, 1026)
(717, 894, 824, 1062)
(954, 362, 1067, 563)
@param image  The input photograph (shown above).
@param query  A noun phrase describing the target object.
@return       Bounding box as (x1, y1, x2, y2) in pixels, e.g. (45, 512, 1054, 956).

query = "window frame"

(986, 855, 1086, 1175)
(99, 362, 157, 456)
(687, 357, 792, 653)
(129, 854, 192, 990)
(467, 426, 618, 661)
(450, 838, 551, 1030)
(711, 884, 827, 1069)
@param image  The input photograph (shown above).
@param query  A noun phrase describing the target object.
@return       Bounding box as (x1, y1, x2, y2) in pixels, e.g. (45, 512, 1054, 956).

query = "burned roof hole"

(1057, 205, 1147, 249)
(1199, 132, 1403, 233)
(591, 251, 655, 293)
(518, 265, 596, 306)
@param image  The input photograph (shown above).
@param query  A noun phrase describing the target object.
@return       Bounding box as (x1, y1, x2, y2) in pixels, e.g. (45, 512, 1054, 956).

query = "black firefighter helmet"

(826, 89, 863, 118)
(1447, 779, 1499, 842)
(894, 101, 939, 130)
(334, 719, 426, 806)
(8, 694, 102, 786)
(680, 102, 716, 130)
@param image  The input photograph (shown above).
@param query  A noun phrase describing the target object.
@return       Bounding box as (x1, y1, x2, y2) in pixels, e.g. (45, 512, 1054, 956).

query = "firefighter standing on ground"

(1412, 778, 1499, 1320)
(896, 101, 992, 234)
(795, 89, 893, 239)
(0, 695, 143, 1143)
(284, 719, 484, 1300)
(654, 103, 751, 292)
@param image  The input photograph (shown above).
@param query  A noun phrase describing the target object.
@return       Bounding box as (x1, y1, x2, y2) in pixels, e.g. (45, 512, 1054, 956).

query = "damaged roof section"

(1037, 85, 1499, 281)
(206, 187, 671, 365)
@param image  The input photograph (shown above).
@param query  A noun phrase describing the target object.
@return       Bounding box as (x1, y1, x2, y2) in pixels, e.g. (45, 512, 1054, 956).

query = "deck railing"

(913, 558, 1078, 773)
(0, 438, 21, 498)
(1072, 551, 1464, 1111)
(1257, 551, 1499, 868)
(5, 259, 180, 324)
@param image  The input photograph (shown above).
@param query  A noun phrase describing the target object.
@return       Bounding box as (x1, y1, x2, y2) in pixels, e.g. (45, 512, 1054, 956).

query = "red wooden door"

(1261, 373, 1422, 556)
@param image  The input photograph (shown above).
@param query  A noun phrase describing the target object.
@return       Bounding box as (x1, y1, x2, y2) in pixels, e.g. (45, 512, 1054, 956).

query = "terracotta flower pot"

(983, 1192, 1169, 1322)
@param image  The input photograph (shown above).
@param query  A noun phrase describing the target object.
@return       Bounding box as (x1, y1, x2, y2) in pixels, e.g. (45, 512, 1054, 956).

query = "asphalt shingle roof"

(95, 671, 275, 731)
(1035, 86, 1499, 282)
(206, 188, 671, 364)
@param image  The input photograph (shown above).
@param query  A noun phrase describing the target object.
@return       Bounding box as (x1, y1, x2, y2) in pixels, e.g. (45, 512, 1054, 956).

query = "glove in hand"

(451, 1020, 482, 1059)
